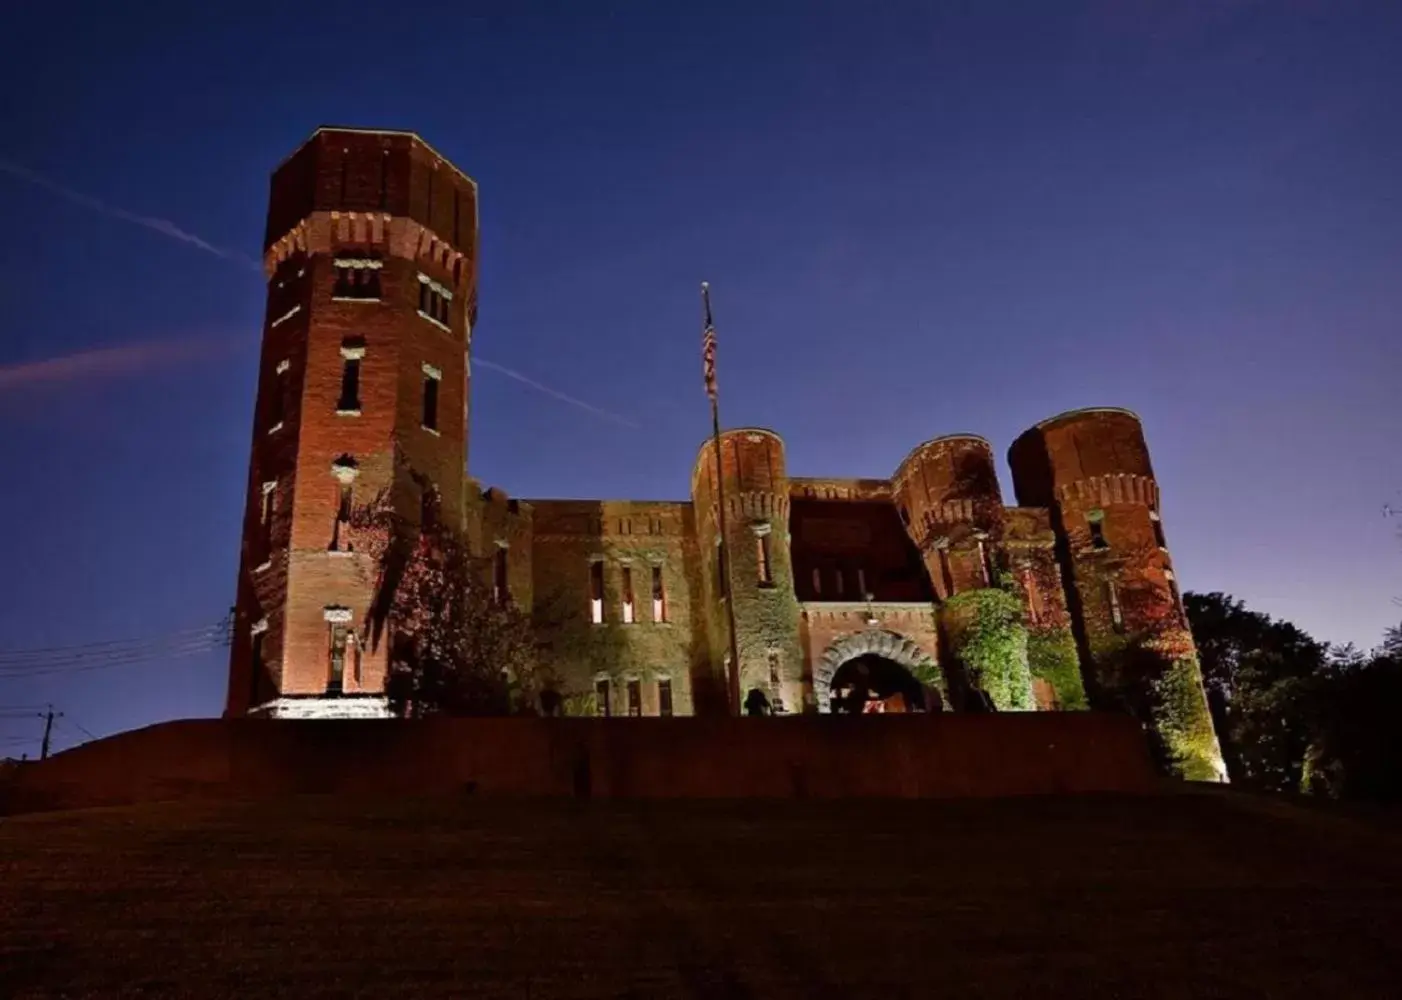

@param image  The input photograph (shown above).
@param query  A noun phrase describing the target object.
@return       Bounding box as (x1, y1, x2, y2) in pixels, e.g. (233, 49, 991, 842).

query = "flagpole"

(702, 282, 743, 716)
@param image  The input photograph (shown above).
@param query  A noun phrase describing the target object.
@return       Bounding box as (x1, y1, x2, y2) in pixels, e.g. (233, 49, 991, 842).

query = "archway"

(830, 654, 927, 713)
(813, 629, 943, 713)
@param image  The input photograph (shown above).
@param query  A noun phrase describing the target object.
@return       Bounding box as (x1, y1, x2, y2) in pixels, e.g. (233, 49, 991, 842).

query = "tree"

(349, 487, 538, 717)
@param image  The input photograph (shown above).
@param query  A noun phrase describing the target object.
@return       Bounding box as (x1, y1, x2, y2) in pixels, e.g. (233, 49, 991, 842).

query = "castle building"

(227, 128, 1226, 780)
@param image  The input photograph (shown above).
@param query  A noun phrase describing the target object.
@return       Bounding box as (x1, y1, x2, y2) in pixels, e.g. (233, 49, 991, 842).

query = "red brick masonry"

(3, 713, 1157, 815)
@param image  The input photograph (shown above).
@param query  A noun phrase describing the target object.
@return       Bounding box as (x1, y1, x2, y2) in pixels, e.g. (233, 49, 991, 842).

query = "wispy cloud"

(0, 158, 261, 271)
(0, 157, 636, 426)
(474, 357, 639, 428)
(0, 339, 238, 392)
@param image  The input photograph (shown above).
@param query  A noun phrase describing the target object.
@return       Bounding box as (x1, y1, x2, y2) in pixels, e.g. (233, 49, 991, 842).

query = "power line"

(0, 623, 227, 665)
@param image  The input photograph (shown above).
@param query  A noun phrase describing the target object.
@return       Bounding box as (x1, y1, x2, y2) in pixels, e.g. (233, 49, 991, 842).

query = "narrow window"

(812, 567, 822, 595)
(328, 623, 348, 694)
(1088, 512, 1109, 550)
(1150, 511, 1167, 549)
(338, 356, 361, 412)
(651, 565, 666, 622)
(657, 678, 673, 717)
(621, 566, 635, 624)
(937, 547, 954, 596)
(856, 568, 868, 599)
(422, 368, 440, 431)
(978, 538, 996, 587)
(493, 546, 509, 606)
(1107, 581, 1124, 633)
(418, 281, 430, 315)
(595, 677, 611, 717)
(756, 531, 773, 586)
(589, 561, 604, 624)
(260, 482, 276, 556)
(627, 679, 642, 717)
(834, 567, 845, 598)
(269, 362, 287, 429)
(420, 486, 437, 530)
(1023, 568, 1043, 625)
(336, 482, 353, 525)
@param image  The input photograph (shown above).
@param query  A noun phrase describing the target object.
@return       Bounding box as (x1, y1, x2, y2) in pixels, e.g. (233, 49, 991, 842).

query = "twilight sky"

(1, 1, 1398, 754)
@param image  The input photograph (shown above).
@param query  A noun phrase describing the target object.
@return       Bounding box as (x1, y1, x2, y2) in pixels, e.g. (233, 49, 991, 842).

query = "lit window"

(422, 364, 441, 431)
(337, 342, 364, 413)
(328, 623, 348, 694)
(589, 561, 604, 624)
(1088, 511, 1109, 550)
(1107, 581, 1124, 633)
(812, 567, 822, 595)
(978, 538, 997, 587)
(621, 565, 635, 624)
(494, 546, 509, 605)
(657, 678, 673, 717)
(595, 677, 611, 717)
(834, 568, 845, 598)
(259, 481, 276, 556)
(1023, 568, 1043, 625)
(756, 530, 773, 586)
(332, 256, 382, 300)
(627, 678, 642, 717)
(857, 568, 868, 598)
(1150, 511, 1167, 549)
(651, 565, 667, 622)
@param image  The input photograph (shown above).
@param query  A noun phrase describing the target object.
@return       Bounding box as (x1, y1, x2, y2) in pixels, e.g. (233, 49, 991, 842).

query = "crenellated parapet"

(690, 428, 805, 712)
(1010, 407, 1224, 779)
(892, 434, 1007, 599)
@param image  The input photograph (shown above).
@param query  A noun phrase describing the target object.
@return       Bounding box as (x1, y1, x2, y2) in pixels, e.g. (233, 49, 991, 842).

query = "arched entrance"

(814, 629, 943, 714)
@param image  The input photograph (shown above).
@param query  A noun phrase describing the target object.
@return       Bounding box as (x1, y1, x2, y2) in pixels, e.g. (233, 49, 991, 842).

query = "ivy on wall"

(942, 587, 1035, 711)
(1026, 628, 1087, 710)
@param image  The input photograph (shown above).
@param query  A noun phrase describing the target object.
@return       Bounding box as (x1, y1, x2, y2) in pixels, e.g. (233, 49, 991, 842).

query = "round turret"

(891, 435, 1005, 598)
(1008, 408, 1152, 509)
(1009, 407, 1225, 781)
(689, 428, 803, 714)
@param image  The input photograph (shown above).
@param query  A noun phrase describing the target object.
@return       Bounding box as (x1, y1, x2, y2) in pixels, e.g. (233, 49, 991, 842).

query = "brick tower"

(225, 128, 478, 718)
(1008, 408, 1225, 779)
(690, 428, 805, 714)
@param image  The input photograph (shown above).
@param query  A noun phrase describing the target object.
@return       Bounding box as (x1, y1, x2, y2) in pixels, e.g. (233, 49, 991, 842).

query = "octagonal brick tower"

(892, 435, 1006, 600)
(691, 429, 805, 714)
(226, 127, 478, 719)
(1008, 408, 1225, 780)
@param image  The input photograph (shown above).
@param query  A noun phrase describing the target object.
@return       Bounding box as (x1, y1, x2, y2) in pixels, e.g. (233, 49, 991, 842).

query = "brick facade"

(226, 129, 1224, 779)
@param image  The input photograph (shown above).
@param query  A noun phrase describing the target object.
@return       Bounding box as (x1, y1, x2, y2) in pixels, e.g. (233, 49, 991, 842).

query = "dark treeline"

(1186, 592, 1402, 801)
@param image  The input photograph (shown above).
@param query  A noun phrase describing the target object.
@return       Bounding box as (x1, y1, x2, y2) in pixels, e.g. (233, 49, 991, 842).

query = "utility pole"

(40, 705, 63, 761)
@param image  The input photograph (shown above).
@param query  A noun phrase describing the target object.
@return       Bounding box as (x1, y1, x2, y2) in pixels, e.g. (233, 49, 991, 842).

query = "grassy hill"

(2, 791, 1400, 997)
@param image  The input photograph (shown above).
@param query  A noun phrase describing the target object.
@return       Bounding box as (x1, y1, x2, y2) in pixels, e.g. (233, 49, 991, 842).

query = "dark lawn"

(1, 790, 1400, 998)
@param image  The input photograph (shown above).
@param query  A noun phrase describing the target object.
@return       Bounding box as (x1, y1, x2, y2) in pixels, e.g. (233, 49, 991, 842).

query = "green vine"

(943, 587, 1035, 711)
(1147, 653, 1225, 782)
(1026, 628, 1087, 710)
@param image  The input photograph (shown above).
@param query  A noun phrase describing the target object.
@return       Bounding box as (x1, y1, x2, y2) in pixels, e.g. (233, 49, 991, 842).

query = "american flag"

(701, 282, 717, 401)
